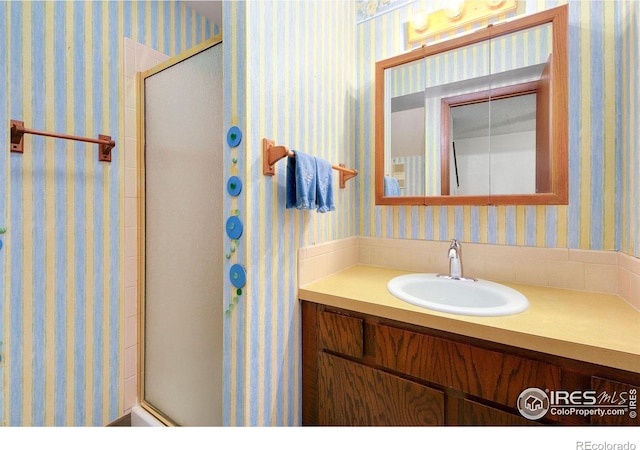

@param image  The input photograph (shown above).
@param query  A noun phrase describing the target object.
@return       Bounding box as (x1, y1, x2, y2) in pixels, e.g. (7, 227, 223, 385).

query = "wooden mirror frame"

(375, 5, 568, 206)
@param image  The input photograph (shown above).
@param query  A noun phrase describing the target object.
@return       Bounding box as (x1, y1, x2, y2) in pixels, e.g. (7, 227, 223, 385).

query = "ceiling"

(183, 1, 222, 26)
(451, 94, 537, 139)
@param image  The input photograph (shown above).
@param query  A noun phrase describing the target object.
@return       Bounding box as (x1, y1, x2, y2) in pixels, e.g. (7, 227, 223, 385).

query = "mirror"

(375, 5, 568, 205)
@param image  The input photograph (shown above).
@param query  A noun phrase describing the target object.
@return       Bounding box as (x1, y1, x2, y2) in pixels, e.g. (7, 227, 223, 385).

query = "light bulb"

(445, 0, 465, 19)
(486, 0, 506, 9)
(411, 10, 429, 32)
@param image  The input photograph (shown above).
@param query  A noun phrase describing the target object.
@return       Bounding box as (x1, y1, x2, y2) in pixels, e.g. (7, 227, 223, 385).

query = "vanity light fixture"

(407, 0, 520, 47)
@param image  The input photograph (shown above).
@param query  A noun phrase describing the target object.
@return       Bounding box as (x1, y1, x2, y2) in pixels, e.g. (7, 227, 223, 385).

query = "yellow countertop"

(298, 265, 640, 374)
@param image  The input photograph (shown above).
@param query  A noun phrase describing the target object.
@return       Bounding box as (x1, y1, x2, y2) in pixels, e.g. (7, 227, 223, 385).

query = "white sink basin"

(387, 273, 529, 317)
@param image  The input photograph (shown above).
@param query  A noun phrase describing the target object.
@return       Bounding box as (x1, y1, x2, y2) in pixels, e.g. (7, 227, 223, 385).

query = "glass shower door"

(140, 39, 223, 426)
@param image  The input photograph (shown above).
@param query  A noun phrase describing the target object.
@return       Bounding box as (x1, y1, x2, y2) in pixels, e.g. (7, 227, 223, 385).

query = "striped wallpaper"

(357, 0, 624, 252)
(1, 0, 637, 430)
(392, 156, 425, 197)
(0, 1, 212, 427)
(619, 0, 640, 258)
(223, 0, 356, 426)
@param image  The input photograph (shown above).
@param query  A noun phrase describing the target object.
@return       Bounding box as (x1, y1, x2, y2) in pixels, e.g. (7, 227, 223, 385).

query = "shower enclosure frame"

(136, 35, 223, 427)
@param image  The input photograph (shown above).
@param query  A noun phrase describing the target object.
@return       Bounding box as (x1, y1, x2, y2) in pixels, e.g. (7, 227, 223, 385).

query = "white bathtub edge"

(131, 404, 166, 427)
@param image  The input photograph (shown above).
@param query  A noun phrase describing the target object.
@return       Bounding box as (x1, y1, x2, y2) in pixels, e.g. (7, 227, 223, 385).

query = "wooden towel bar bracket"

(262, 138, 357, 189)
(10, 119, 115, 162)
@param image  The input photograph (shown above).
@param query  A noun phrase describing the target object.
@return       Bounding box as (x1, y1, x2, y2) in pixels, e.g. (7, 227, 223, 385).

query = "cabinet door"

(448, 396, 540, 426)
(374, 324, 561, 408)
(318, 352, 444, 426)
(590, 377, 639, 426)
(319, 309, 364, 359)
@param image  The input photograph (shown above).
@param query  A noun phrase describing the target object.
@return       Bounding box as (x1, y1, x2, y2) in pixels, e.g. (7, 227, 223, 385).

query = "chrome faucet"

(448, 239, 463, 279)
(438, 238, 477, 281)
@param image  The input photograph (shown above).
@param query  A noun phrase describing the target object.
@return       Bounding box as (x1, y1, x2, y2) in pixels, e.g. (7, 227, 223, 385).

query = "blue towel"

(286, 150, 317, 210)
(315, 157, 335, 213)
(384, 176, 400, 196)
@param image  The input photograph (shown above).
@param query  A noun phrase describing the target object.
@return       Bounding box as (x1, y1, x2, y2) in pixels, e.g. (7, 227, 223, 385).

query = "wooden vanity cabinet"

(301, 301, 640, 426)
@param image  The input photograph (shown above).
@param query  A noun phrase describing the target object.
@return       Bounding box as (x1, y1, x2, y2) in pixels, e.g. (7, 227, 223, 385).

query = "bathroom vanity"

(300, 266, 640, 426)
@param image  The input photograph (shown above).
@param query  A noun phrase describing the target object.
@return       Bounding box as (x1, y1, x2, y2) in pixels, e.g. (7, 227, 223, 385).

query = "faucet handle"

(449, 238, 461, 250)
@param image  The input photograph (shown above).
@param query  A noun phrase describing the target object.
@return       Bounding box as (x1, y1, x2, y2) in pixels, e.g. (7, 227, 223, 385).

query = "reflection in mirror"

(448, 93, 537, 196)
(385, 35, 492, 198)
(390, 100, 425, 196)
(441, 72, 548, 197)
(385, 58, 426, 197)
(388, 22, 550, 198)
(375, 5, 568, 206)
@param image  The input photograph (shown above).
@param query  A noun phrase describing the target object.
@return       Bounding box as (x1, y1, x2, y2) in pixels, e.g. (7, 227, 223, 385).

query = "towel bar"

(262, 138, 357, 189)
(10, 119, 115, 162)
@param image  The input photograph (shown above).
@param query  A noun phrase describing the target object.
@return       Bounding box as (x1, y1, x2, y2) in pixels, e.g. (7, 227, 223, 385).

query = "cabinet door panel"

(318, 352, 444, 426)
(319, 310, 364, 359)
(448, 396, 540, 426)
(590, 377, 640, 426)
(375, 324, 561, 407)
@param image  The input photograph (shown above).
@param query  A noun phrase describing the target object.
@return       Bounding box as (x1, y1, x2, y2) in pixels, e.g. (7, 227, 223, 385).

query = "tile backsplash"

(297, 237, 359, 287)
(618, 252, 640, 310)
(298, 237, 640, 311)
